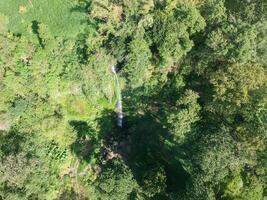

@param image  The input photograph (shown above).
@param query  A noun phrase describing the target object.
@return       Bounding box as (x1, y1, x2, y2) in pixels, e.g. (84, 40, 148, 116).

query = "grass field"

(0, 0, 87, 37)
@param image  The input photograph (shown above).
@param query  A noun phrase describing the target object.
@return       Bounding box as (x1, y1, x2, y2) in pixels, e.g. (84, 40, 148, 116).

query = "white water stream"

(111, 66, 123, 127)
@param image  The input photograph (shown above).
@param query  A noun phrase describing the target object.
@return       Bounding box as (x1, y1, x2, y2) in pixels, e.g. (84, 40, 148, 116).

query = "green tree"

(140, 163, 166, 198)
(124, 38, 152, 88)
(207, 63, 266, 120)
(167, 90, 200, 142)
(92, 159, 138, 200)
(81, 49, 115, 102)
(153, 3, 205, 65)
(184, 127, 242, 200)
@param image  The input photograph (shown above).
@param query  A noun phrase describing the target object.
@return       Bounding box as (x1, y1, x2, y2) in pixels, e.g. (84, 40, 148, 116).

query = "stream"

(111, 66, 123, 127)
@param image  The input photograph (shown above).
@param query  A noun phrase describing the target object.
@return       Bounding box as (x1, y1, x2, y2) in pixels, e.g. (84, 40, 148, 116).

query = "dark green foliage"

(206, 22, 257, 63)
(153, 2, 206, 64)
(92, 159, 138, 200)
(139, 163, 167, 198)
(0, 0, 266, 199)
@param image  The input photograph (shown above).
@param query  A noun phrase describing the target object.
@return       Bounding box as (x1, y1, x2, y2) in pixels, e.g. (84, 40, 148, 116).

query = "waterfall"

(111, 66, 123, 127)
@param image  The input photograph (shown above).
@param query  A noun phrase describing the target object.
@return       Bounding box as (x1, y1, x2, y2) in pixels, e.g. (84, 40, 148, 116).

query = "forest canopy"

(0, 0, 266, 199)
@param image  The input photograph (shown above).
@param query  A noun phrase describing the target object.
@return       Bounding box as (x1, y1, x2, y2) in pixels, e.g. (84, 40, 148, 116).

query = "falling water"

(111, 66, 123, 127)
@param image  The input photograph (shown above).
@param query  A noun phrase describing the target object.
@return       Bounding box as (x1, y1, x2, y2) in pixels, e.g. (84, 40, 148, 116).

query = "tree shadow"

(121, 112, 190, 195)
(119, 83, 194, 195)
(69, 120, 97, 162)
(31, 20, 45, 48)
(69, 0, 91, 14)
(91, 105, 191, 196)
(68, 86, 191, 196)
(0, 129, 27, 157)
(69, 109, 119, 162)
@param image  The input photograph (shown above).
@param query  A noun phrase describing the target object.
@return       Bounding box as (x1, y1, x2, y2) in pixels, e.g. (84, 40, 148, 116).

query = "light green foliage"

(0, 14, 8, 33)
(44, 141, 68, 161)
(86, 24, 104, 53)
(223, 173, 264, 200)
(82, 50, 115, 102)
(167, 90, 200, 142)
(208, 63, 266, 116)
(0, 0, 266, 199)
(0, 152, 38, 188)
(223, 174, 244, 198)
(237, 176, 264, 200)
(0, 34, 35, 109)
(124, 38, 152, 88)
(0, 131, 62, 199)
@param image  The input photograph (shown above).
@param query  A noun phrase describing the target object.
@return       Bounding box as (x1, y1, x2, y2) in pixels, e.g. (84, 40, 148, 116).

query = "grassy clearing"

(0, 0, 87, 37)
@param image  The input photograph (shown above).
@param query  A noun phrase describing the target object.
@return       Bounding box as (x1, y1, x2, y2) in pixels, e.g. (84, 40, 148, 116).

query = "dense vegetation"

(0, 0, 266, 199)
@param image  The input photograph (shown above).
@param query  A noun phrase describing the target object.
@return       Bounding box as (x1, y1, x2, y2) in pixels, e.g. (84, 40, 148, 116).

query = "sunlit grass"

(0, 0, 87, 37)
